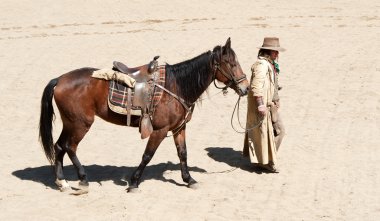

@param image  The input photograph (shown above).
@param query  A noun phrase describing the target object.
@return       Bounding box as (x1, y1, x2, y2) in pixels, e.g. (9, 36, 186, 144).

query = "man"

(243, 37, 285, 173)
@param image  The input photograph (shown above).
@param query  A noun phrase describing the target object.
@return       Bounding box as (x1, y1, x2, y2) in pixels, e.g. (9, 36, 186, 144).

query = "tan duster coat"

(243, 57, 277, 165)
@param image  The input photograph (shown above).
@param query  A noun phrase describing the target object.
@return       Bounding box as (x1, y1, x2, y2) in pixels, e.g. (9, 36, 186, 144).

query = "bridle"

(211, 54, 246, 93)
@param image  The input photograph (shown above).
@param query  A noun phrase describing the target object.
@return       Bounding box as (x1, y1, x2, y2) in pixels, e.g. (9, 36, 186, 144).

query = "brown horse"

(39, 38, 249, 192)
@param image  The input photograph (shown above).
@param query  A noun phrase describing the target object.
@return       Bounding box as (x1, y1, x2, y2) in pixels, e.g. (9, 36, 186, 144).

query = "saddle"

(112, 56, 161, 139)
(113, 55, 159, 80)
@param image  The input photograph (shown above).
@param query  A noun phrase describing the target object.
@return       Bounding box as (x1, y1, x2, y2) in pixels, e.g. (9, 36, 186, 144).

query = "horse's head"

(212, 38, 249, 96)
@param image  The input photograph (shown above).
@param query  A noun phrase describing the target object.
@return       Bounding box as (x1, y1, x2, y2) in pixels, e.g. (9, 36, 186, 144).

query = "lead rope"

(201, 96, 263, 174)
(201, 166, 238, 174)
(230, 96, 263, 134)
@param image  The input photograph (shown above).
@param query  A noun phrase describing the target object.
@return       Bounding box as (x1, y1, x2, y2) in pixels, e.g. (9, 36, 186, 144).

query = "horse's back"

(54, 67, 109, 117)
(56, 67, 98, 86)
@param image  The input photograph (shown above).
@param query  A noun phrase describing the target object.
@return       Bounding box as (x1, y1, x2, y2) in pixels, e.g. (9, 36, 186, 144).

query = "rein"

(230, 96, 263, 134)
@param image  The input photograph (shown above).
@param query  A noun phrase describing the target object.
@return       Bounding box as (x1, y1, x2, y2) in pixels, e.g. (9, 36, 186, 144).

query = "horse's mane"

(165, 51, 213, 104)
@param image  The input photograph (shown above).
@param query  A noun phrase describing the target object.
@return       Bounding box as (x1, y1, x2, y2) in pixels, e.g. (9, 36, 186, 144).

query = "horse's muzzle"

(237, 84, 249, 96)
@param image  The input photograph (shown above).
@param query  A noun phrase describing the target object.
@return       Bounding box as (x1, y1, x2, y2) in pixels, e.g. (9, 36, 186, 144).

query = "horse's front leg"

(128, 128, 167, 192)
(173, 126, 198, 188)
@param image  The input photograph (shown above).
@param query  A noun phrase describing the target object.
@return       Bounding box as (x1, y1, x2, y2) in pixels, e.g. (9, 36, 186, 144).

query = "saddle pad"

(108, 66, 166, 116)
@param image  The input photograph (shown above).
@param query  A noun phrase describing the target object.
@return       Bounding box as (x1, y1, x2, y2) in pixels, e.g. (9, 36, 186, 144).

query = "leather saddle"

(112, 56, 160, 139)
(113, 55, 159, 81)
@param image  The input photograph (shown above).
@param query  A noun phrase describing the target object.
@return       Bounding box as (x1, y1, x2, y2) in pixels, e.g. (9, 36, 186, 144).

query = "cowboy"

(243, 37, 285, 173)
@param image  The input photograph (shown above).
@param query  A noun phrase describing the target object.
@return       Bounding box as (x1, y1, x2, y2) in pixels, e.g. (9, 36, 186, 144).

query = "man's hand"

(257, 105, 267, 116)
(255, 96, 266, 116)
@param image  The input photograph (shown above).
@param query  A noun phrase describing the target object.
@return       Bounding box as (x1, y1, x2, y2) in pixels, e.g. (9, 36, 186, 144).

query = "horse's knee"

(142, 153, 152, 163)
(177, 149, 187, 161)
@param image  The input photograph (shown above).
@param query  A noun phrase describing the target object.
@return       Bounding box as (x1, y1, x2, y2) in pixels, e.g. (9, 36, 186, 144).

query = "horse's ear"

(225, 37, 231, 49)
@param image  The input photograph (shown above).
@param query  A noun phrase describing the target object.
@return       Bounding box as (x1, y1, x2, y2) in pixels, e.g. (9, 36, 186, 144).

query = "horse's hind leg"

(128, 128, 167, 192)
(55, 116, 94, 192)
(54, 141, 70, 191)
(173, 127, 197, 188)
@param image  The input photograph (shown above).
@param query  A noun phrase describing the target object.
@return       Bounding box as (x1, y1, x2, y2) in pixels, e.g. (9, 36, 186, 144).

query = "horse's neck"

(187, 71, 214, 102)
(166, 52, 213, 104)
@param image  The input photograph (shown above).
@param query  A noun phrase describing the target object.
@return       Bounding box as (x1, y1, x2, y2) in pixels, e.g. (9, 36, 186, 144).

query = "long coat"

(243, 57, 277, 165)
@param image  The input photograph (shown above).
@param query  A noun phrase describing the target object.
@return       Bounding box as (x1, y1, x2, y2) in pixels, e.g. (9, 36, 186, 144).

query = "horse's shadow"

(12, 161, 206, 189)
(205, 147, 266, 174)
(14, 147, 267, 189)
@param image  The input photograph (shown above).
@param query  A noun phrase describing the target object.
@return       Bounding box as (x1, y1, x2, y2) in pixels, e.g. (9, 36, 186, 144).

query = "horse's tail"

(39, 78, 58, 165)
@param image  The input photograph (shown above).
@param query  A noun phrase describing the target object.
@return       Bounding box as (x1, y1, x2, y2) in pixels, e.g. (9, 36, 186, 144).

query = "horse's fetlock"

(130, 176, 140, 187)
(182, 173, 191, 182)
(142, 154, 152, 163)
(79, 173, 87, 181)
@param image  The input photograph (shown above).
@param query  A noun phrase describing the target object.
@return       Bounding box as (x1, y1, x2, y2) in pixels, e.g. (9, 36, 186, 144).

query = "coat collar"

(258, 57, 275, 84)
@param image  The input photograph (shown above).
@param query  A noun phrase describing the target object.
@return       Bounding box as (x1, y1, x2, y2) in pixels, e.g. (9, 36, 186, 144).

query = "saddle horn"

(148, 55, 160, 73)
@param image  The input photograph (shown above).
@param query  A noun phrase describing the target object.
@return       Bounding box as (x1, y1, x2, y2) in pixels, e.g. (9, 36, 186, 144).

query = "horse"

(39, 38, 249, 193)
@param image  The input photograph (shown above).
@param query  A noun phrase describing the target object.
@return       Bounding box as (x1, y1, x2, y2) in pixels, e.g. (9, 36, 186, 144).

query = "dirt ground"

(0, 0, 379, 220)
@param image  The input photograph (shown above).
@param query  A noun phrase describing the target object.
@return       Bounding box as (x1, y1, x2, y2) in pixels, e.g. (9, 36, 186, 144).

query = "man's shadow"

(205, 147, 267, 174)
(12, 162, 206, 189)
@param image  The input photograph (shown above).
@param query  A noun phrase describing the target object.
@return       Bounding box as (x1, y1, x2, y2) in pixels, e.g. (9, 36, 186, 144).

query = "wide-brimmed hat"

(258, 37, 286, 52)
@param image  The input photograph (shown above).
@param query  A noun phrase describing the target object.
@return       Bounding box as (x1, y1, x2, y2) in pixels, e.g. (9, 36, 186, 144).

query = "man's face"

(270, 50, 279, 61)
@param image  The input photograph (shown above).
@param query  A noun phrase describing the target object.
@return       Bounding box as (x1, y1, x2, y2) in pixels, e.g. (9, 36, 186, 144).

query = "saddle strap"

(127, 88, 132, 125)
(170, 104, 195, 137)
(154, 84, 192, 112)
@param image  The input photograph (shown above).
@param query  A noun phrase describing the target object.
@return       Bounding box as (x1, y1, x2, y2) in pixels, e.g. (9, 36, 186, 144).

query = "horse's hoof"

(126, 185, 139, 193)
(59, 186, 71, 192)
(69, 182, 89, 195)
(188, 180, 199, 190)
(79, 180, 89, 187)
(70, 188, 89, 195)
(55, 179, 70, 192)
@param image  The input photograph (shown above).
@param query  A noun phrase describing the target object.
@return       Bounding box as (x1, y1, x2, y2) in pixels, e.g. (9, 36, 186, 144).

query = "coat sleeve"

(250, 61, 267, 97)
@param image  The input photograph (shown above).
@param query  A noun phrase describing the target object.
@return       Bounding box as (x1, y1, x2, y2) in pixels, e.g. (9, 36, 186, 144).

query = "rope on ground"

(200, 165, 239, 174)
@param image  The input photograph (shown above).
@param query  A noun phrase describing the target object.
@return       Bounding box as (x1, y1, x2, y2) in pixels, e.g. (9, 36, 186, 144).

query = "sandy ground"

(0, 0, 379, 220)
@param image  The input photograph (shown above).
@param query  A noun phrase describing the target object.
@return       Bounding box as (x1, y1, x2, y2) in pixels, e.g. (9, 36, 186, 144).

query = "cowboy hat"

(258, 37, 286, 52)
